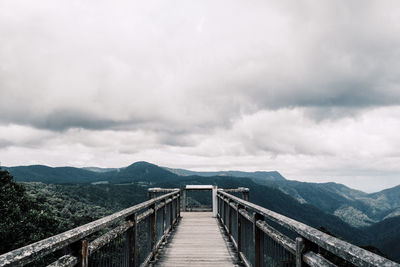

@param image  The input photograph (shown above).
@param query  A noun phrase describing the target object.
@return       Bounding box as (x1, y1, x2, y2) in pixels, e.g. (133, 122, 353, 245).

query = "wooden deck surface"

(152, 212, 241, 267)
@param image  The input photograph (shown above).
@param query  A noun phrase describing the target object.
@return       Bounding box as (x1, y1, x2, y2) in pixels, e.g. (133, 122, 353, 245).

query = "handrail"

(217, 189, 400, 267)
(0, 189, 180, 267)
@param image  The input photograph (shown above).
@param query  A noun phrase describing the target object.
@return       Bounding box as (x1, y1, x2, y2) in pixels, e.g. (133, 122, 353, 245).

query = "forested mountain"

(257, 180, 400, 227)
(164, 167, 286, 182)
(6, 165, 104, 184)
(6, 161, 181, 184)
(364, 216, 400, 262)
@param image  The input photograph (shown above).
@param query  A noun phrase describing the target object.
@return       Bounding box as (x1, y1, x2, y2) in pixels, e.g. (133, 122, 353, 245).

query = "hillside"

(6, 165, 105, 184)
(6, 161, 181, 185)
(258, 180, 400, 227)
(364, 216, 400, 262)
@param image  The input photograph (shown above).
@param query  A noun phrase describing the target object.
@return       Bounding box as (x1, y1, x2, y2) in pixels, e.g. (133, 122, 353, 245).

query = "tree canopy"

(0, 169, 57, 254)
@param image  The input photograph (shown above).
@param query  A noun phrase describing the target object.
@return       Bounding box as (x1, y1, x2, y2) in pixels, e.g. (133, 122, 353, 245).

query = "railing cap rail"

(0, 189, 180, 267)
(217, 189, 400, 267)
(222, 187, 249, 193)
(148, 187, 180, 192)
(185, 185, 214, 189)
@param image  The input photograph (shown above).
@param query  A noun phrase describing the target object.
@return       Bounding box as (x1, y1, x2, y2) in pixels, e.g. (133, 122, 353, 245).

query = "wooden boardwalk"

(152, 212, 241, 267)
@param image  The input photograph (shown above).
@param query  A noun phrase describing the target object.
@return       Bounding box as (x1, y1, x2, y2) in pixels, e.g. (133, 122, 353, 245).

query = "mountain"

(164, 167, 286, 182)
(108, 161, 181, 184)
(6, 161, 181, 185)
(366, 185, 400, 215)
(5, 165, 105, 184)
(251, 180, 400, 227)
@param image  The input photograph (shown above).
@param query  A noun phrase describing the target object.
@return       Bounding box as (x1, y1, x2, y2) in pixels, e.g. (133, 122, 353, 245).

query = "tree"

(0, 169, 57, 254)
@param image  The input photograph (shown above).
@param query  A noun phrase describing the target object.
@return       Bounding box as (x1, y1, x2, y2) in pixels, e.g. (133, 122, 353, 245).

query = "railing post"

(183, 189, 187, 212)
(223, 197, 227, 224)
(177, 192, 181, 218)
(242, 191, 249, 201)
(296, 237, 305, 267)
(163, 199, 166, 234)
(228, 199, 232, 234)
(81, 239, 88, 267)
(172, 196, 178, 224)
(126, 213, 137, 267)
(150, 203, 157, 258)
(212, 186, 218, 217)
(254, 212, 264, 267)
(237, 204, 243, 256)
(68, 239, 87, 267)
(174, 195, 178, 223)
(169, 197, 173, 228)
(217, 194, 221, 219)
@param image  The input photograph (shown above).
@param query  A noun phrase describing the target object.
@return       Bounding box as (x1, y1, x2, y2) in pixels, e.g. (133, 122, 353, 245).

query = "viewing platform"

(0, 185, 399, 267)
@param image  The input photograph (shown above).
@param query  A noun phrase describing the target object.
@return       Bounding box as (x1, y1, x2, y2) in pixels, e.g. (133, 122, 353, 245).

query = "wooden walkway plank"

(152, 212, 241, 267)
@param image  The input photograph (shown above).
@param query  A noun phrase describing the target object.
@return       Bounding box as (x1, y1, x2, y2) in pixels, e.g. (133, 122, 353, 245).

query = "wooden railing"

(217, 189, 400, 267)
(0, 189, 180, 267)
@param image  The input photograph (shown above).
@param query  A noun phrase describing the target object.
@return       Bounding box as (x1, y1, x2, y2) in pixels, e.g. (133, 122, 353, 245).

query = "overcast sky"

(1, 0, 400, 192)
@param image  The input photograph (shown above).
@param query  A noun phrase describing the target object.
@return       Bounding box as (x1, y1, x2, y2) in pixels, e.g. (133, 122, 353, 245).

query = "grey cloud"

(0, 139, 13, 149)
(32, 109, 122, 131)
(0, 0, 399, 134)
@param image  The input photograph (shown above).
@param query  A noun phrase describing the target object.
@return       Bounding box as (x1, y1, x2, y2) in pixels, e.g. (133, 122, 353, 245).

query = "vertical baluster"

(228, 200, 232, 235)
(163, 199, 166, 235)
(296, 237, 305, 267)
(237, 204, 243, 257)
(177, 192, 181, 218)
(150, 203, 157, 259)
(169, 197, 173, 229)
(217, 195, 221, 219)
(81, 239, 88, 267)
(223, 198, 227, 224)
(183, 189, 187, 212)
(126, 213, 137, 267)
(174, 196, 177, 223)
(254, 212, 264, 267)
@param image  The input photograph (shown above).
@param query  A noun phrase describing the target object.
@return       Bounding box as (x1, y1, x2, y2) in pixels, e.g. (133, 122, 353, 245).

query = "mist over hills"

(4, 161, 400, 261)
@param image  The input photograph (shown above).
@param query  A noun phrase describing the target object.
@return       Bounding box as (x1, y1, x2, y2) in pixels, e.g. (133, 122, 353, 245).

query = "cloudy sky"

(1, 0, 400, 192)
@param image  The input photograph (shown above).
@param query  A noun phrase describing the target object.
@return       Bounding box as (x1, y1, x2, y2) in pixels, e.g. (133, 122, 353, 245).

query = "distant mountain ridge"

(5, 161, 181, 185)
(5, 161, 400, 227)
(164, 167, 286, 181)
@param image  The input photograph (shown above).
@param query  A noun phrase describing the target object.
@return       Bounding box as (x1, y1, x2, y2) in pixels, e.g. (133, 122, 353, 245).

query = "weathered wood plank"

(152, 212, 241, 267)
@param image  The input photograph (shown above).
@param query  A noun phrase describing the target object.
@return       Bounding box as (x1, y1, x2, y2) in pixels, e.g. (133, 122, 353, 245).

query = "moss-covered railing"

(0, 189, 180, 267)
(217, 189, 399, 267)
